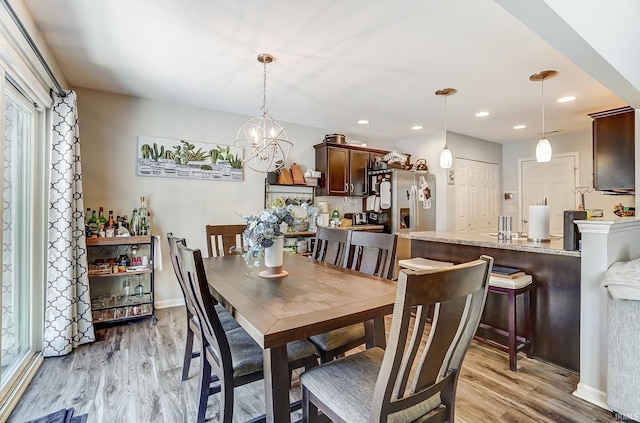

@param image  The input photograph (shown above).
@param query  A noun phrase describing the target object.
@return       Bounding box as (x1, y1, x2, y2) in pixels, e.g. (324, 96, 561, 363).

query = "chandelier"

(435, 88, 457, 169)
(234, 53, 292, 173)
(529, 70, 557, 163)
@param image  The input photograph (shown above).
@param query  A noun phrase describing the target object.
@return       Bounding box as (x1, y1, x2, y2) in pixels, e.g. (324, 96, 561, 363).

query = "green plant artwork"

(137, 135, 243, 182)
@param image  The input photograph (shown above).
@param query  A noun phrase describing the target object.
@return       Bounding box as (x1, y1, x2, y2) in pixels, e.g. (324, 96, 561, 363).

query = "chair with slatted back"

(177, 242, 319, 423)
(167, 233, 240, 382)
(309, 231, 397, 363)
(205, 224, 247, 257)
(311, 226, 350, 266)
(342, 231, 398, 280)
(301, 255, 493, 423)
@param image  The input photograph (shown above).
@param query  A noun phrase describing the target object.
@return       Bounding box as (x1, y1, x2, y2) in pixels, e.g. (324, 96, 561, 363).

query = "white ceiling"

(23, 0, 631, 145)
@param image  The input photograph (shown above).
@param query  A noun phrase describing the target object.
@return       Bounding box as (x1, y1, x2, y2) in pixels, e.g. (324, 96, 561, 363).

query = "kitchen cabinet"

(87, 235, 156, 325)
(314, 142, 389, 196)
(589, 106, 635, 192)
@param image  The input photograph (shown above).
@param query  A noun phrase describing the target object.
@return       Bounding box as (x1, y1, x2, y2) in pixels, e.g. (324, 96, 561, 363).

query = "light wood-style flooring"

(9, 307, 616, 422)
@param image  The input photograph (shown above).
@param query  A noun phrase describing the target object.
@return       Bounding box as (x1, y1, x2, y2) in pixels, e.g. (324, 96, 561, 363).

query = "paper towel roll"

(528, 205, 550, 241)
(317, 201, 329, 213)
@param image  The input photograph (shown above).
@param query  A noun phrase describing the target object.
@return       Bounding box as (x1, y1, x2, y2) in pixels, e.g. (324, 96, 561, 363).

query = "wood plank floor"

(8, 307, 616, 423)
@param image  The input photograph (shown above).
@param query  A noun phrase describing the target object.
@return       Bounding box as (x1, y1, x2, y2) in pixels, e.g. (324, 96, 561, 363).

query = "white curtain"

(44, 90, 94, 357)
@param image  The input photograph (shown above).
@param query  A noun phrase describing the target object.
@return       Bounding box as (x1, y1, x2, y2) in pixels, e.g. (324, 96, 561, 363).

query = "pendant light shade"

(530, 70, 557, 163)
(234, 53, 292, 173)
(435, 88, 457, 169)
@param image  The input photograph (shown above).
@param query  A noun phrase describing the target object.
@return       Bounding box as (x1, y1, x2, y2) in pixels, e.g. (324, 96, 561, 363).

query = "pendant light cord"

(261, 59, 268, 115)
(443, 94, 448, 147)
(541, 78, 545, 137)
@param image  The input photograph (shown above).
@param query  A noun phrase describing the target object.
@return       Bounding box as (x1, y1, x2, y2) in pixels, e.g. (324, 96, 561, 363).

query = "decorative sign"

(136, 135, 243, 182)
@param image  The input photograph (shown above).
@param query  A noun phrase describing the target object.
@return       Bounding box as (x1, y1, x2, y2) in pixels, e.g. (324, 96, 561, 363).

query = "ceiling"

(22, 0, 630, 145)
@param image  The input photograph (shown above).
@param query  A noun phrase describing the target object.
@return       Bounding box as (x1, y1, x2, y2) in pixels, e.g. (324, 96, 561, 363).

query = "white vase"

(263, 235, 284, 275)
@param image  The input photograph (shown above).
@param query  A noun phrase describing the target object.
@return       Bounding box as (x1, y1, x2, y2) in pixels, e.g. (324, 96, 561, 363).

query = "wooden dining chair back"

(311, 226, 350, 265)
(301, 256, 493, 423)
(167, 233, 240, 383)
(342, 231, 398, 280)
(205, 224, 247, 257)
(167, 233, 201, 381)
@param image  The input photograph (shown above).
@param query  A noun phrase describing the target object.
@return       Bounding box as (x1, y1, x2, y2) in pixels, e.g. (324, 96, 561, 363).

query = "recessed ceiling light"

(411, 125, 423, 130)
(357, 119, 370, 125)
(557, 96, 576, 103)
(513, 124, 526, 130)
(475, 111, 490, 117)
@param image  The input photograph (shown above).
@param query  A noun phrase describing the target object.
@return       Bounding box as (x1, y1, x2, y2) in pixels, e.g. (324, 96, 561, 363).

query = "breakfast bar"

(401, 231, 581, 372)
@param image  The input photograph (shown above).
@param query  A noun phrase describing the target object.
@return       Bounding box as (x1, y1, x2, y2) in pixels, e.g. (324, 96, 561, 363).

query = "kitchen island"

(401, 231, 581, 372)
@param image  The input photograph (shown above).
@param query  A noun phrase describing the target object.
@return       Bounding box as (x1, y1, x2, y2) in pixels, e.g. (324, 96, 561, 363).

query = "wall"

(76, 88, 348, 307)
(502, 130, 634, 223)
(394, 130, 503, 231)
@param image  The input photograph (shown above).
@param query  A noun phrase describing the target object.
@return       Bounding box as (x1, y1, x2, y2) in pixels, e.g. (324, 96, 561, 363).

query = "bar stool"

(398, 257, 453, 271)
(477, 274, 533, 371)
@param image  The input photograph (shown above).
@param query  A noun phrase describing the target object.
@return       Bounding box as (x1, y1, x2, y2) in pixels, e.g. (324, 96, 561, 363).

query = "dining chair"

(309, 231, 398, 363)
(311, 226, 350, 265)
(167, 233, 240, 382)
(300, 255, 494, 423)
(205, 224, 247, 257)
(177, 242, 319, 423)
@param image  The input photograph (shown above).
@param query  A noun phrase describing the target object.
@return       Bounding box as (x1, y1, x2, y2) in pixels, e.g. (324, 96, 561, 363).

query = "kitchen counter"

(404, 231, 581, 372)
(401, 231, 580, 257)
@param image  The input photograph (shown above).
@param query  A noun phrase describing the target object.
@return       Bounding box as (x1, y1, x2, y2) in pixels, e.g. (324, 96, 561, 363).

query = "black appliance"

(563, 210, 587, 250)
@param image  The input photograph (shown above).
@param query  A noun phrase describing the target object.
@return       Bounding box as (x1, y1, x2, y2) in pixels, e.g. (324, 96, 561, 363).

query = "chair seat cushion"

(309, 323, 365, 352)
(300, 348, 441, 423)
(489, 274, 532, 289)
(399, 257, 453, 271)
(215, 304, 241, 332)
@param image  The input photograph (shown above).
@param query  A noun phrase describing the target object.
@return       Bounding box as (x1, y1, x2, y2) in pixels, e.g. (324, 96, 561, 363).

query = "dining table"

(202, 252, 398, 423)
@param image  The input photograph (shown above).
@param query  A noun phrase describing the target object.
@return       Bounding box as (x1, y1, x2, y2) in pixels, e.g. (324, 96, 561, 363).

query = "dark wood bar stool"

(476, 274, 533, 371)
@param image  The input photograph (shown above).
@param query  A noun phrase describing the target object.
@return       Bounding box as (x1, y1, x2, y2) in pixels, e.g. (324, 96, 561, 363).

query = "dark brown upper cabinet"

(314, 142, 389, 197)
(589, 106, 635, 192)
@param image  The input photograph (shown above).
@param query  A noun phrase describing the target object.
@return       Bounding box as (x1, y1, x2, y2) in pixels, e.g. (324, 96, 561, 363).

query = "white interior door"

(455, 159, 500, 234)
(519, 153, 578, 236)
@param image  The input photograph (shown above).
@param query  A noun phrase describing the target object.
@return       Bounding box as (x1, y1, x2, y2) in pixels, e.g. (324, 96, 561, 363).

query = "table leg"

(263, 345, 290, 423)
(364, 317, 386, 349)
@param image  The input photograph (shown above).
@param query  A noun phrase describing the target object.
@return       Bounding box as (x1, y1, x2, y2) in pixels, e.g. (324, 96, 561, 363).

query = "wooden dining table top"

(201, 253, 398, 349)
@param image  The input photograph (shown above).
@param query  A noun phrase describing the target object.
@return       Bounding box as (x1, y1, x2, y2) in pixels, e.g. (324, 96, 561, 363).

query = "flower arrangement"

(242, 204, 295, 268)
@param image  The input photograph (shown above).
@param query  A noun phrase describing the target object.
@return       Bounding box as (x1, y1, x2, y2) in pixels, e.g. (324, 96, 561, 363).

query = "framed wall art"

(136, 135, 243, 182)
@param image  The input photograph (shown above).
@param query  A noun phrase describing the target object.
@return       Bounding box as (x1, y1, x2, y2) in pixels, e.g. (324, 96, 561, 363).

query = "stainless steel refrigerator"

(368, 169, 436, 234)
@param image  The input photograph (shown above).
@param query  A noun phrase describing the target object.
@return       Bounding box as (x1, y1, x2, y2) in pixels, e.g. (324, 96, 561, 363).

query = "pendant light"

(529, 70, 557, 163)
(436, 88, 457, 169)
(234, 53, 293, 173)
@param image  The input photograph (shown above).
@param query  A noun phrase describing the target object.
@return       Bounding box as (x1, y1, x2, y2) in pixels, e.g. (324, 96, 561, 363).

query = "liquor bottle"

(130, 209, 139, 236)
(88, 210, 98, 237)
(122, 214, 130, 231)
(84, 207, 91, 237)
(107, 210, 115, 229)
(98, 207, 107, 231)
(139, 196, 150, 235)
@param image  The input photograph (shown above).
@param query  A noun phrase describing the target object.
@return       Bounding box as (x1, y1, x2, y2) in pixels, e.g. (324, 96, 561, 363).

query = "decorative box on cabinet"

(87, 235, 156, 324)
(589, 106, 635, 192)
(314, 142, 390, 197)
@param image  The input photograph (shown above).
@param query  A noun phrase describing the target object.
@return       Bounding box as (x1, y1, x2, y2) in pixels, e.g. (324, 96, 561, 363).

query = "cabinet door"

(350, 150, 370, 196)
(327, 147, 350, 195)
(593, 109, 635, 191)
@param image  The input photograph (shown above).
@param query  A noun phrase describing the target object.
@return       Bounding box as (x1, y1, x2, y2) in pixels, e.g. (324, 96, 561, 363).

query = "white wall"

(77, 87, 344, 307)
(502, 130, 635, 223)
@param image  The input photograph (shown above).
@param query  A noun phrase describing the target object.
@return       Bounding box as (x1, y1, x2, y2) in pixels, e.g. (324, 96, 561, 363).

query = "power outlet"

(447, 169, 455, 185)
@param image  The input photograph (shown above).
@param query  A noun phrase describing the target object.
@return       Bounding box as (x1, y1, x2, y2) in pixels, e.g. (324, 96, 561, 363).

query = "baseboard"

(0, 353, 44, 421)
(573, 383, 610, 411)
(155, 297, 185, 309)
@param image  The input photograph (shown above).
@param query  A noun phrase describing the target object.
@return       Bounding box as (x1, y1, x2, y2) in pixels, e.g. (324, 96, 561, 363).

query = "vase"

(261, 236, 287, 278)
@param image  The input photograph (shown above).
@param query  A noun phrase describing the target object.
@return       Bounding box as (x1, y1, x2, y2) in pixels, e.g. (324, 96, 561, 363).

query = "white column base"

(573, 383, 610, 411)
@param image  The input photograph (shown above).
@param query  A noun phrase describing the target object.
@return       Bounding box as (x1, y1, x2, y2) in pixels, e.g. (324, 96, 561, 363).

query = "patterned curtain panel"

(44, 91, 94, 357)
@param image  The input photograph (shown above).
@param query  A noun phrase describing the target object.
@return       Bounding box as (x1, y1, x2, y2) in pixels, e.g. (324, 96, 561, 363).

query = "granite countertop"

(401, 231, 581, 257)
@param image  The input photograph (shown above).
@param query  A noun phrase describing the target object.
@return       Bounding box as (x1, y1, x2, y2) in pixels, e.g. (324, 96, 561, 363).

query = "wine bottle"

(139, 196, 150, 236)
(88, 210, 98, 237)
(98, 207, 107, 231)
(130, 209, 139, 236)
